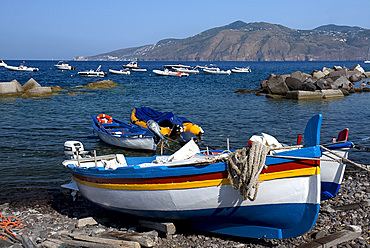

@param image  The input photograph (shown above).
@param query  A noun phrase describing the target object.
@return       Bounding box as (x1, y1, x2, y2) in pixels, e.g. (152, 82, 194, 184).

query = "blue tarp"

(134, 107, 191, 127)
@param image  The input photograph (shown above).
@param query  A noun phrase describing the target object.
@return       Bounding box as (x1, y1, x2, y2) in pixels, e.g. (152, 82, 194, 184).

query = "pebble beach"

(0, 166, 368, 248)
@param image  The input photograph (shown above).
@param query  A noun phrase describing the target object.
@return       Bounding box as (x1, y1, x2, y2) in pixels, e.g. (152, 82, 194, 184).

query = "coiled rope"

(226, 141, 270, 201)
(0, 212, 24, 241)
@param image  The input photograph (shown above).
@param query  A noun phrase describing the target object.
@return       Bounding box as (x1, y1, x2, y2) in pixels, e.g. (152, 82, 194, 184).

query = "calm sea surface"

(0, 60, 369, 195)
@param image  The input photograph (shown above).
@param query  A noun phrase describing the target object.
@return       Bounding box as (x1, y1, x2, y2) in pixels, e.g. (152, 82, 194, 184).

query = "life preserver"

(97, 114, 113, 124)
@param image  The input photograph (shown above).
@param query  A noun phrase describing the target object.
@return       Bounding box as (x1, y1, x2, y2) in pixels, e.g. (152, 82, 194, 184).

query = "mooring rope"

(319, 145, 370, 173)
(226, 141, 270, 201)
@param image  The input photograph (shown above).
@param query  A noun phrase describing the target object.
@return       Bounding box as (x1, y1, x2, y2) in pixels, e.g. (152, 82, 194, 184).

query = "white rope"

(226, 141, 269, 201)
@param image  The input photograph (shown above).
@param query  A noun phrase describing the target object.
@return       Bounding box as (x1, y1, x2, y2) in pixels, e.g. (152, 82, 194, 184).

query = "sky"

(1, 0, 370, 60)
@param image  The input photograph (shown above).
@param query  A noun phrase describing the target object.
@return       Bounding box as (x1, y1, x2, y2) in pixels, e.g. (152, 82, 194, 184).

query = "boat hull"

(320, 148, 349, 200)
(96, 131, 156, 151)
(69, 150, 321, 239)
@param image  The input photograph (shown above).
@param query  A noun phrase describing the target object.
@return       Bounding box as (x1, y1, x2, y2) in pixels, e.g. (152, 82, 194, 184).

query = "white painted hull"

(5, 65, 39, 71)
(203, 68, 231, 75)
(76, 174, 320, 214)
(153, 69, 188, 77)
(96, 131, 157, 151)
(78, 71, 106, 77)
(109, 69, 130, 75)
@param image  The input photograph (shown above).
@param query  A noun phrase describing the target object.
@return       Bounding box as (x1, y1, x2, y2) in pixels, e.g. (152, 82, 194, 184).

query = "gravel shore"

(0, 167, 369, 248)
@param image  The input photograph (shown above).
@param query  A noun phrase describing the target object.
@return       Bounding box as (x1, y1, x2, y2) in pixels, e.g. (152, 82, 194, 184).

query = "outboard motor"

(147, 120, 169, 147)
(179, 131, 198, 146)
(64, 141, 90, 159)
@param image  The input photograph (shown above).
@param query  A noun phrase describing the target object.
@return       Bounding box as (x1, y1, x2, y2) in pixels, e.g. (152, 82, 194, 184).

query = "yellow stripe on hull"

(74, 167, 319, 191)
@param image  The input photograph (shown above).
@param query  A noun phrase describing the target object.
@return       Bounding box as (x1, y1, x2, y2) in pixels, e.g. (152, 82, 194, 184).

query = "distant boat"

(123, 60, 140, 69)
(153, 69, 189, 77)
(174, 67, 200, 74)
(131, 68, 147, 72)
(231, 66, 251, 73)
(5, 63, 39, 72)
(163, 64, 191, 69)
(365, 48, 370, 63)
(78, 65, 107, 77)
(0, 59, 7, 67)
(109, 69, 130, 75)
(91, 114, 161, 151)
(54, 61, 76, 70)
(203, 67, 231, 75)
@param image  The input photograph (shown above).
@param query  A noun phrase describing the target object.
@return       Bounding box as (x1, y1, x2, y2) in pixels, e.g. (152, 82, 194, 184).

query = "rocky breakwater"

(258, 64, 370, 100)
(0, 78, 55, 98)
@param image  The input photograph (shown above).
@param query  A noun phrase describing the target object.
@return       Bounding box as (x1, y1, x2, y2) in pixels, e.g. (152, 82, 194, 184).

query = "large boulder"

(86, 80, 117, 89)
(291, 71, 310, 82)
(302, 82, 317, 91)
(312, 70, 326, 79)
(267, 75, 289, 95)
(0, 80, 23, 96)
(350, 64, 365, 74)
(315, 79, 331, 90)
(331, 76, 351, 90)
(21, 87, 53, 98)
(23, 78, 41, 91)
(285, 77, 303, 90)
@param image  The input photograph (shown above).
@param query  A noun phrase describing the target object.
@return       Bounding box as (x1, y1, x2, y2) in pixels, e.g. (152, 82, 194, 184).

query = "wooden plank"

(69, 233, 140, 248)
(104, 230, 158, 247)
(297, 225, 361, 248)
(139, 219, 176, 235)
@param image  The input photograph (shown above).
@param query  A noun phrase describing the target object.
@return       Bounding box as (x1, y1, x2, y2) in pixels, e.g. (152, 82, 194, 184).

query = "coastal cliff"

(73, 21, 370, 62)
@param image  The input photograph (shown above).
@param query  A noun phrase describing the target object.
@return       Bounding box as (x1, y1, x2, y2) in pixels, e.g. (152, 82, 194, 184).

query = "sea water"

(0, 60, 369, 196)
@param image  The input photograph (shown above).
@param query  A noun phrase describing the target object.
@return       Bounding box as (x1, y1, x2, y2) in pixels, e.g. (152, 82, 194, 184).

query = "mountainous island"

(73, 21, 370, 61)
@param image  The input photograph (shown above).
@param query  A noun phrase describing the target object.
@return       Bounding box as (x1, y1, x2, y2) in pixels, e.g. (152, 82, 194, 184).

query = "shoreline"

(0, 167, 369, 247)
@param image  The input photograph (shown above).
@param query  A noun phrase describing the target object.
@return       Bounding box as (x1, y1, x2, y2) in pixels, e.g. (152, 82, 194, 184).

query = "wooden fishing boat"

(131, 107, 204, 136)
(63, 114, 323, 239)
(91, 114, 162, 151)
(301, 128, 350, 200)
(249, 128, 351, 201)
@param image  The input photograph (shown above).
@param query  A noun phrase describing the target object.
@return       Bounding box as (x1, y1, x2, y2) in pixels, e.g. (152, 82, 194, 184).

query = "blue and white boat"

(91, 114, 162, 152)
(63, 114, 323, 239)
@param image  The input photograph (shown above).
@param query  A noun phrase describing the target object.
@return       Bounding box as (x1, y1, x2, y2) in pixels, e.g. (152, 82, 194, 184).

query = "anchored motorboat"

(78, 65, 107, 77)
(231, 66, 251, 73)
(54, 61, 76, 70)
(153, 69, 189, 77)
(5, 63, 39, 72)
(109, 69, 130, 75)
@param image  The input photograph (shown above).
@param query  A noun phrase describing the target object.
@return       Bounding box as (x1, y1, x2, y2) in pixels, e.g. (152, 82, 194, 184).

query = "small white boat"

(231, 66, 251, 73)
(175, 67, 199, 74)
(5, 64, 39, 72)
(54, 61, 76, 70)
(203, 67, 231, 75)
(163, 64, 191, 69)
(131, 68, 147, 72)
(123, 60, 139, 69)
(365, 60, 370, 64)
(78, 65, 107, 77)
(109, 69, 130, 75)
(153, 69, 189, 77)
(0, 59, 7, 67)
